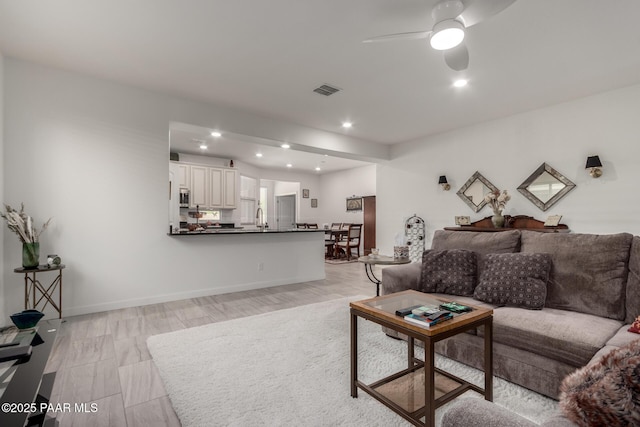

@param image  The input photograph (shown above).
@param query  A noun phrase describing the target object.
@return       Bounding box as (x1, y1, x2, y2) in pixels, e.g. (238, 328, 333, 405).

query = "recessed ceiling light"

(342, 121, 353, 129)
(286, 163, 293, 168)
(315, 167, 321, 171)
(453, 79, 468, 88)
(256, 153, 263, 158)
(211, 131, 222, 138)
(281, 143, 290, 149)
(200, 144, 208, 150)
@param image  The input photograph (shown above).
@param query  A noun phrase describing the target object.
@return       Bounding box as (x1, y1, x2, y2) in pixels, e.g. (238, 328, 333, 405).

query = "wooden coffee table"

(350, 290, 493, 427)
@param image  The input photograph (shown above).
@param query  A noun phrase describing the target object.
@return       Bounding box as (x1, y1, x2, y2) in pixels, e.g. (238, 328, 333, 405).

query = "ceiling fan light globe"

(430, 19, 465, 50)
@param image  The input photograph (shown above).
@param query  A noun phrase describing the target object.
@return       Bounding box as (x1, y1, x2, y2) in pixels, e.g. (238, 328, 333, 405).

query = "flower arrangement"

(1, 203, 52, 243)
(484, 190, 511, 215)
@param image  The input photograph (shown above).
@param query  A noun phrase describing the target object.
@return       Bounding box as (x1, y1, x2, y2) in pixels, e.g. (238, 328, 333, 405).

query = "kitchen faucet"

(256, 203, 264, 229)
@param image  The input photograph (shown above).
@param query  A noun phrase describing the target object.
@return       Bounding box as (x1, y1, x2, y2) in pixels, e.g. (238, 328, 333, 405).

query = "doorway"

(276, 194, 296, 230)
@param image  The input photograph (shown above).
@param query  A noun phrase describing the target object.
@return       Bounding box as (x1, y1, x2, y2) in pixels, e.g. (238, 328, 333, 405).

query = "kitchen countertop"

(168, 228, 326, 236)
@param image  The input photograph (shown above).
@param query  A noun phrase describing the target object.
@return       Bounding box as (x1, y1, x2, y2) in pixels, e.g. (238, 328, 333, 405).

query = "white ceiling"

(170, 122, 372, 173)
(2, 0, 640, 150)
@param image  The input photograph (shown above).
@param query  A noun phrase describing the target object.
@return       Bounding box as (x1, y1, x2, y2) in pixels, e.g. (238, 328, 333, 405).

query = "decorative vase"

(22, 242, 40, 269)
(491, 211, 505, 228)
(10, 309, 44, 329)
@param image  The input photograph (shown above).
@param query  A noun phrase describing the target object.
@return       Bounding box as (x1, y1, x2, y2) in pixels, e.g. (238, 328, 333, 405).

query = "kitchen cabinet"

(177, 164, 190, 188)
(190, 165, 209, 208)
(188, 163, 237, 209)
(209, 168, 223, 208)
(223, 169, 237, 209)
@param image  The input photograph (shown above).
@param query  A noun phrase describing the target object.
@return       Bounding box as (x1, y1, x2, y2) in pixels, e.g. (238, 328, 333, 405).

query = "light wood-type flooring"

(44, 261, 379, 426)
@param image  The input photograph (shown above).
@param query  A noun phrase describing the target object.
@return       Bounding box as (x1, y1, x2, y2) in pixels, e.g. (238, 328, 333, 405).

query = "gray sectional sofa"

(381, 229, 640, 424)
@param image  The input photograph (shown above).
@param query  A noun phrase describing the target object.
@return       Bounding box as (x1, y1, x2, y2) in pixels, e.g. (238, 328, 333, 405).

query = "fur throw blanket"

(559, 339, 640, 427)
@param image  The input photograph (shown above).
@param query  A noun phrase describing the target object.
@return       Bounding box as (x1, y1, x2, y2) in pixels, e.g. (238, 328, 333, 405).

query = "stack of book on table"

(395, 302, 471, 328)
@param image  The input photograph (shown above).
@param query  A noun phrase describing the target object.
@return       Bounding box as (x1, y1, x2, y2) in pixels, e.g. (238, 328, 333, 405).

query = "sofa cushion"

(431, 229, 521, 254)
(606, 325, 640, 348)
(381, 262, 421, 295)
(520, 230, 633, 321)
(559, 339, 640, 427)
(480, 307, 623, 367)
(626, 236, 640, 324)
(474, 253, 551, 309)
(431, 230, 521, 277)
(419, 249, 477, 296)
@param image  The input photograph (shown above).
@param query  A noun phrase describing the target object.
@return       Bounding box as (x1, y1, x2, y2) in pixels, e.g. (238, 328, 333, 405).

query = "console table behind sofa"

(444, 215, 569, 233)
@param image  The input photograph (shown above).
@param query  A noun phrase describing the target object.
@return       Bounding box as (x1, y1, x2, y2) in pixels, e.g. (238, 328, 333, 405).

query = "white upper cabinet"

(209, 168, 224, 208)
(184, 162, 237, 209)
(177, 164, 190, 188)
(189, 165, 209, 208)
(223, 169, 237, 209)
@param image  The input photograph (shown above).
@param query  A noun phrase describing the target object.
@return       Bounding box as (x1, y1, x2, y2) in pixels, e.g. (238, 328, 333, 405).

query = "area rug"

(147, 296, 558, 426)
(325, 257, 359, 264)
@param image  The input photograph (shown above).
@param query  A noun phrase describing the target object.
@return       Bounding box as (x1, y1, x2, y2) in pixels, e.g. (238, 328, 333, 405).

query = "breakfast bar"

(164, 228, 326, 300)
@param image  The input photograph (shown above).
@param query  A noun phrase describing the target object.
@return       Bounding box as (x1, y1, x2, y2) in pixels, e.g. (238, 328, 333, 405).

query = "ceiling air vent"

(313, 84, 341, 96)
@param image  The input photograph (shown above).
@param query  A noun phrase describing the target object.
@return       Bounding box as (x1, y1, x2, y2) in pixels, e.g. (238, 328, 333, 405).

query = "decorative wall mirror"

(456, 171, 499, 213)
(517, 163, 576, 211)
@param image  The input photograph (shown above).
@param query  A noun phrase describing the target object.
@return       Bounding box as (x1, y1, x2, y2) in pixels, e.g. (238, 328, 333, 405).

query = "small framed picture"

(302, 189, 310, 198)
(311, 198, 318, 208)
(544, 215, 563, 226)
(346, 197, 362, 211)
(455, 216, 471, 225)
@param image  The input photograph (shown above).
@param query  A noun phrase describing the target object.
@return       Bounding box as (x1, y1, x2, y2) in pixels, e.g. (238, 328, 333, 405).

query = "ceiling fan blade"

(459, 0, 516, 27)
(444, 43, 469, 71)
(363, 31, 431, 43)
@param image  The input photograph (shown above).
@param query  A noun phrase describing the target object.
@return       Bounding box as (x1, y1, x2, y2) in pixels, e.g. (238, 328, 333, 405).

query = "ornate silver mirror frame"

(517, 163, 576, 212)
(456, 171, 499, 213)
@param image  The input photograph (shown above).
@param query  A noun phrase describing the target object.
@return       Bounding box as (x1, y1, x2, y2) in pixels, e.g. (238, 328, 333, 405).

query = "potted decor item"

(1, 203, 52, 269)
(484, 190, 511, 228)
(10, 309, 45, 329)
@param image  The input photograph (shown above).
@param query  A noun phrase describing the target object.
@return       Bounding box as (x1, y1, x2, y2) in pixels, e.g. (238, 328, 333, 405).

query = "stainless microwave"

(179, 188, 190, 207)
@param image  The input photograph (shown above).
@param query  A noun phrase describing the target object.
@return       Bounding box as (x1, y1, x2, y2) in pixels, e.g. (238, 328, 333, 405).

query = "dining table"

(324, 228, 348, 258)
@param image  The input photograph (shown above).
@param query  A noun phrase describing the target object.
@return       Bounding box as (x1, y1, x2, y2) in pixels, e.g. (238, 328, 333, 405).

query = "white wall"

(2, 59, 375, 320)
(261, 169, 321, 224)
(318, 164, 377, 226)
(378, 83, 640, 255)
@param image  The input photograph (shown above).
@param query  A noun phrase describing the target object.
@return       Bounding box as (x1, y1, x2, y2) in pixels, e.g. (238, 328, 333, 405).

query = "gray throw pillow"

(420, 249, 477, 296)
(474, 253, 551, 309)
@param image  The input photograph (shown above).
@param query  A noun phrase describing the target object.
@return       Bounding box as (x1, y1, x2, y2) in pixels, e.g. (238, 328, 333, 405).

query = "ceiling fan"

(363, 0, 516, 71)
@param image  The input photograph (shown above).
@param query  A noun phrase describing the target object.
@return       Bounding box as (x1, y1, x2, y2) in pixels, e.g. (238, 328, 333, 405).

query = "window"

(240, 175, 257, 225)
(260, 187, 268, 224)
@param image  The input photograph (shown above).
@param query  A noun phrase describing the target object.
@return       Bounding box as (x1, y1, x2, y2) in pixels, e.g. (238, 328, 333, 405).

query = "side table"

(14, 265, 65, 319)
(358, 255, 410, 296)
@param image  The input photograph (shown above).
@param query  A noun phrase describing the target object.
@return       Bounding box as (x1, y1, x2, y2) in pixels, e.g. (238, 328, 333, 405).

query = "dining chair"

(324, 223, 342, 257)
(335, 223, 362, 260)
(295, 223, 307, 229)
(306, 223, 319, 229)
(326, 222, 342, 241)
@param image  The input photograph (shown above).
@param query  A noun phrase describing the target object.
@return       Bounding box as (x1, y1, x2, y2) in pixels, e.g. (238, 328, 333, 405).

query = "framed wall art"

(346, 197, 362, 211)
(311, 198, 318, 208)
(302, 189, 310, 198)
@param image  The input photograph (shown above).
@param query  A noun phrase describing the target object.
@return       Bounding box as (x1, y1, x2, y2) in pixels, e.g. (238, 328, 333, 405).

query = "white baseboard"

(61, 273, 326, 317)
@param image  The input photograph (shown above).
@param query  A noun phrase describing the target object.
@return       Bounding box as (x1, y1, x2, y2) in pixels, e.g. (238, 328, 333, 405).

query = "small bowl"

(10, 310, 44, 329)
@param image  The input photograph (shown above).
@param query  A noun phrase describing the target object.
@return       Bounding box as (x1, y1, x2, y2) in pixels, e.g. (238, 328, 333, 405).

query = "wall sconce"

(585, 155, 603, 178)
(438, 175, 451, 191)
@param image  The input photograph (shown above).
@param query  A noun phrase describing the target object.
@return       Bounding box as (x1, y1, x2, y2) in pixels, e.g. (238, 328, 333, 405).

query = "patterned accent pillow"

(420, 249, 477, 296)
(474, 253, 552, 309)
(629, 316, 640, 334)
